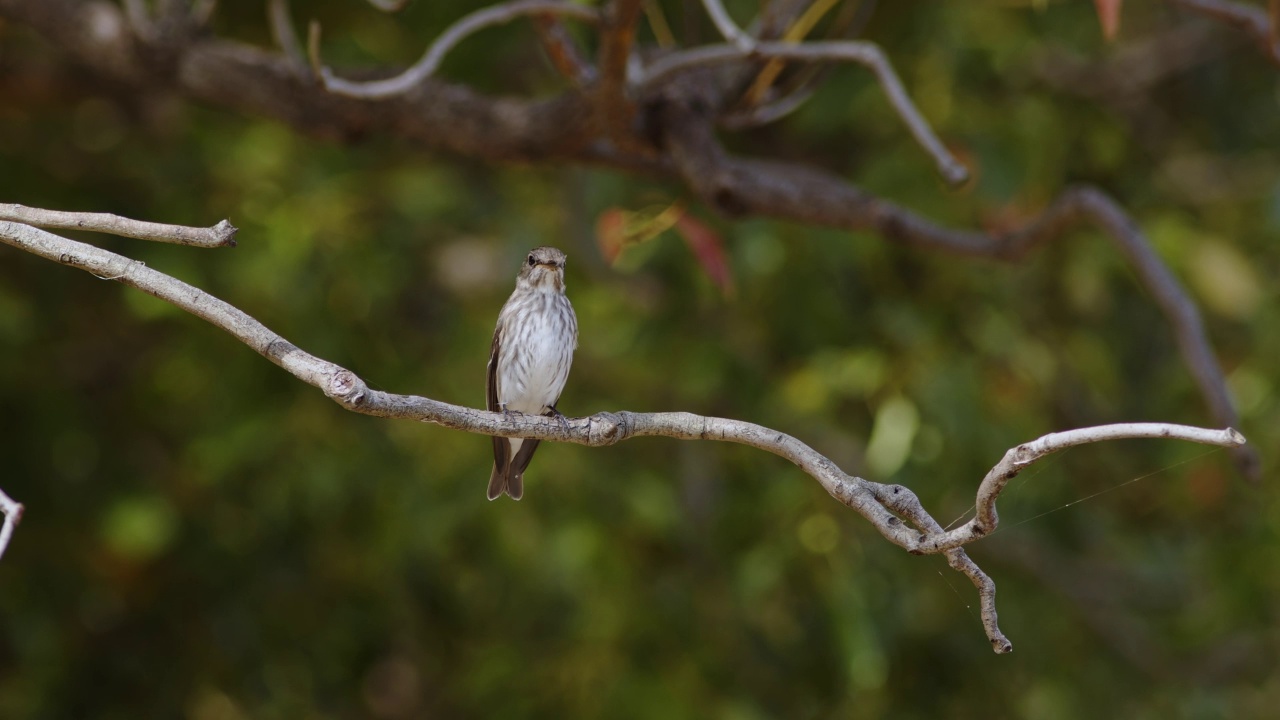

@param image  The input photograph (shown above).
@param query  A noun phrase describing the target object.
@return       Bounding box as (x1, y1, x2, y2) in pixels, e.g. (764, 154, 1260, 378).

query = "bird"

(486, 246, 578, 500)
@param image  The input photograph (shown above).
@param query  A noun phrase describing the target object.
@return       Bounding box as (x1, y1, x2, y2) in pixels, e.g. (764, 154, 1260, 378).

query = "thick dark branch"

(596, 0, 645, 149)
(1171, 0, 1280, 64)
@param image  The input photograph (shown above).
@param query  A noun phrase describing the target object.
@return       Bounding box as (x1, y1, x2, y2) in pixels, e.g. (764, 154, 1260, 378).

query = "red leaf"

(1093, 0, 1122, 41)
(674, 214, 735, 298)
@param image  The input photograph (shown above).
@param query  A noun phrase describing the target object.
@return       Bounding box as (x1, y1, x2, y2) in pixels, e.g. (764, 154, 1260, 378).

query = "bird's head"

(517, 246, 568, 292)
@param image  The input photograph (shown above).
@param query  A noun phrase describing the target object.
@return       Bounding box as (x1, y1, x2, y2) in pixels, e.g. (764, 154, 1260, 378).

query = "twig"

(0, 213, 1250, 652)
(699, 0, 755, 51)
(721, 81, 820, 129)
(364, 0, 408, 12)
(740, 0, 838, 107)
(910, 424, 1245, 554)
(316, 0, 601, 99)
(641, 40, 970, 185)
(0, 203, 237, 247)
(0, 487, 22, 561)
(533, 13, 597, 86)
(1170, 0, 1280, 64)
(597, 0, 646, 149)
(727, 0, 879, 128)
(1273, 0, 1280, 46)
(267, 0, 307, 73)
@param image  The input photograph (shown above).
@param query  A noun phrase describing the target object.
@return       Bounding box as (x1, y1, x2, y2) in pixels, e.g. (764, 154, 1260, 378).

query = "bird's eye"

(527, 255, 536, 266)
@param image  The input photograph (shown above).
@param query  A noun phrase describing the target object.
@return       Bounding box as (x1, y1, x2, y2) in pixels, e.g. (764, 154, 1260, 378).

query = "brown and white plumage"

(486, 246, 577, 500)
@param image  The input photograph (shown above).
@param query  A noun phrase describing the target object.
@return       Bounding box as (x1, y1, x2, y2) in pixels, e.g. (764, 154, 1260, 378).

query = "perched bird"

(486, 246, 578, 500)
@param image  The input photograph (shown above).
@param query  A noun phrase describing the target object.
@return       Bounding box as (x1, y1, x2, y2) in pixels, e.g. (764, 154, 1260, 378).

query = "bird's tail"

(486, 462, 524, 501)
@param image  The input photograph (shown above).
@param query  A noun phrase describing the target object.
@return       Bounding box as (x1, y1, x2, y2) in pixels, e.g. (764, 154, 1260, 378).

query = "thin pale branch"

(316, 0, 601, 99)
(912, 424, 1245, 554)
(0, 212, 1250, 653)
(364, 0, 407, 12)
(0, 203, 237, 247)
(1171, 0, 1280, 64)
(0, 487, 22, 562)
(267, 0, 306, 73)
(641, 40, 969, 185)
(699, 0, 755, 51)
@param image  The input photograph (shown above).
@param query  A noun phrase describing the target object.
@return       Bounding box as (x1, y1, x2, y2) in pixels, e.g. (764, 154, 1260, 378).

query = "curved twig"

(913, 424, 1245, 554)
(364, 0, 408, 12)
(641, 41, 969, 185)
(267, 0, 306, 73)
(316, 0, 601, 99)
(0, 487, 22, 561)
(699, 0, 755, 51)
(533, 13, 596, 85)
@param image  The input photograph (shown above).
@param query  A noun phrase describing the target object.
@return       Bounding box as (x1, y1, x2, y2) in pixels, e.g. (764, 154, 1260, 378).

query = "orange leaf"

(594, 203, 685, 264)
(595, 208, 628, 264)
(1093, 0, 1122, 41)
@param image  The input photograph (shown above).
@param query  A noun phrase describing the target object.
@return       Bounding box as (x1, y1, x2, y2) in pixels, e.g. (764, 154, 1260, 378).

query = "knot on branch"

(327, 370, 367, 405)
(586, 411, 628, 446)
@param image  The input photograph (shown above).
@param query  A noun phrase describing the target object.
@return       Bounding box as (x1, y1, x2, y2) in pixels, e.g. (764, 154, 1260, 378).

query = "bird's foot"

(548, 406, 571, 433)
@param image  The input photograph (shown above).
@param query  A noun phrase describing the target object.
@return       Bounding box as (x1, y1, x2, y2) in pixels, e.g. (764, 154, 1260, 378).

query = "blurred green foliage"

(2, 1, 1279, 718)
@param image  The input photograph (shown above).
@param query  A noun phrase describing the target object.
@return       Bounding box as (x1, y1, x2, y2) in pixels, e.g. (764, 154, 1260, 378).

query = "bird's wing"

(487, 324, 509, 480)
(486, 324, 501, 413)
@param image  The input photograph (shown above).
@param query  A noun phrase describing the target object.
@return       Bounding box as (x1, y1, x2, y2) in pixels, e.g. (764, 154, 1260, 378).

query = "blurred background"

(1, 0, 1278, 717)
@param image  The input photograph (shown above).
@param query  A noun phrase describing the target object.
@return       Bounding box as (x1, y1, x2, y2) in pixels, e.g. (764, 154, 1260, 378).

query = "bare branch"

(364, 0, 408, 12)
(316, 0, 601, 99)
(0, 203, 237, 247)
(699, 0, 755, 51)
(0, 487, 22, 562)
(0, 211, 1250, 653)
(267, 0, 306, 73)
(1170, 0, 1280, 64)
(641, 41, 969, 185)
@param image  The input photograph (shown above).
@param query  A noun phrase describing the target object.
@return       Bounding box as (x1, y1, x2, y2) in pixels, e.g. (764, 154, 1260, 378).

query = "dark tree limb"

(0, 0, 1259, 484)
